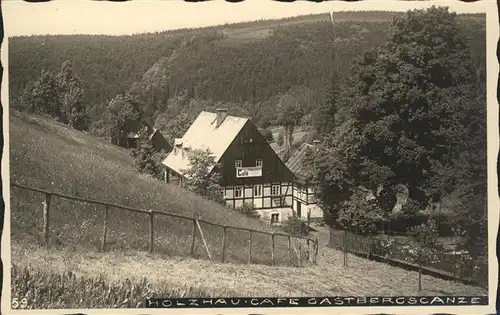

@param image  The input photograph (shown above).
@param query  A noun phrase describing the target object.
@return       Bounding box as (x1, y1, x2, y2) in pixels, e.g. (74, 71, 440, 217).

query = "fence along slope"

(11, 182, 319, 266)
(329, 227, 487, 287)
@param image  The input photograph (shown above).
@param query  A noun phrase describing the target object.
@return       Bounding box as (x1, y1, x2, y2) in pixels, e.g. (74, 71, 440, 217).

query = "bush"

(235, 203, 260, 219)
(283, 217, 309, 236)
(11, 264, 235, 309)
(338, 190, 381, 236)
(374, 212, 455, 236)
(181, 148, 226, 205)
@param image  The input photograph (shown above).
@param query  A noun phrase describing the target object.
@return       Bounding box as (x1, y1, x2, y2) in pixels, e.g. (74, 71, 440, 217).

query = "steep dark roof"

(285, 142, 314, 184)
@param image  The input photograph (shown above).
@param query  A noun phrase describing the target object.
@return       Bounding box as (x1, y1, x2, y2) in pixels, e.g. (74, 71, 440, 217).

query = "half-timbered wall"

(292, 182, 323, 219)
(221, 182, 293, 210)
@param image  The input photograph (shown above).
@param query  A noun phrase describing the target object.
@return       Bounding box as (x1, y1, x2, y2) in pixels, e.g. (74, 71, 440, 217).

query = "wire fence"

(10, 182, 319, 267)
(328, 228, 488, 287)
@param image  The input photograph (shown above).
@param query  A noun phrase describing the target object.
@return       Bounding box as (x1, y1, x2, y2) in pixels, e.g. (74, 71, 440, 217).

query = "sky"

(3, 0, 490, 36)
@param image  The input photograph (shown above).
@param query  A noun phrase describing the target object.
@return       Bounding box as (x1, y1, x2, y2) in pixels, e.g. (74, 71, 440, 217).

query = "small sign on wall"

(236, 166, 262, 178)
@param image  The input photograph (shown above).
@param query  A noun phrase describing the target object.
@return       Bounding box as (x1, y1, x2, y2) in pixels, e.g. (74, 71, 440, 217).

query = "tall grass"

(10, 111, 309, 265)
(11, 264, 236, 309)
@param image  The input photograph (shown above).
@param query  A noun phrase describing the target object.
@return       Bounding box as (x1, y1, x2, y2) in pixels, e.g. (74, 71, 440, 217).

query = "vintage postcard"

(1, 0, 498, 314)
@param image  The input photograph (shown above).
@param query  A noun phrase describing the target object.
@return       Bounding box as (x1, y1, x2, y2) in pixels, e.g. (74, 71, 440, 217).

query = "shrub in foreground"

(11, 264, 235, 309)
(283, 217, 309, 236)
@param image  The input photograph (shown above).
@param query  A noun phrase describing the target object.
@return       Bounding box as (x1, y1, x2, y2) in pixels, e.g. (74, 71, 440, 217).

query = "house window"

(234, 186, 243, 198)
(235, 160, 242, 168)
(220, 188, 226, 199)
(271, 184, 281, 196)
(271, 213, 279, 224)
(254, 185, 263, 197)
(256, 159, 263, 167)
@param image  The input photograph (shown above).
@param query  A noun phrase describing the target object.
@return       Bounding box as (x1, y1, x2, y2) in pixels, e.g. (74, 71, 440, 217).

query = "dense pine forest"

(10, 11, 485, 134)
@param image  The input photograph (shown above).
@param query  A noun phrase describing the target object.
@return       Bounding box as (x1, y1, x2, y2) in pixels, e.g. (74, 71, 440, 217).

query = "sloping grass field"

(9, 110, 307, 266)
(11, 234, 487, 309)
(8, 111, 488, 309)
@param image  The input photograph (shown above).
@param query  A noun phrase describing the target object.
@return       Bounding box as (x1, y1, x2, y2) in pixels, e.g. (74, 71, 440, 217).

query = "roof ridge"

(203, 110, 250, 120)
(162, 110, 249, 175)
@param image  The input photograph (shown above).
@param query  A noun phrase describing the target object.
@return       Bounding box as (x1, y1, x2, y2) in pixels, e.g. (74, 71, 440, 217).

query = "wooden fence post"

(307, 239, 311, 262)
(247, 230, 252, 264)
(452, 253, 457, 278)
(190, 219, 196, 256)
(392, 235, 396, 255)
(43, 193, 51, 244)
(291, 238, 300, 266)
(287, 235, 292, 265)
(329, 226, 333, 247)
(298, 238, 302, 267)
(148, 210, 154, 253)
(100, 204, 109, 251)
(343, 229, 347, 267)
(367, 235, 372, 259)
(221, 226, 227, 263)
(315, 238, 319, 264)
(195, 219, 213, 261)
(271, 233, 276, 265)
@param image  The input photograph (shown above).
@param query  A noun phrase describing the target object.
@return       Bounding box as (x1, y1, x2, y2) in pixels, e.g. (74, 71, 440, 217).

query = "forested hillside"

(10, 11, 485, 134)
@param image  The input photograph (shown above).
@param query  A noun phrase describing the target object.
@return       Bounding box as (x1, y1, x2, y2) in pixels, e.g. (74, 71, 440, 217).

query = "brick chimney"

(215, 108, 228, 128)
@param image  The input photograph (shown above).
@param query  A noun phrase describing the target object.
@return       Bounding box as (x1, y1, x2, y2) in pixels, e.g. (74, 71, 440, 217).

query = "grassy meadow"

(11, 233, 487, 309)
(11, 263, 237, 309)
(9, 110, 309, 266)
(8, 111, 488, 308)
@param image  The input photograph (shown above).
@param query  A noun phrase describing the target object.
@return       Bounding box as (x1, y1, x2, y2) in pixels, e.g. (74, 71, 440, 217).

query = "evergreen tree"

(130, 135, 162, 179)
(276, 93, 303, 157)
(20, 69, 61, 118)
(55, 61, 88, 130)
(313, 74, 340, 139)
(102, 94, 142, 147)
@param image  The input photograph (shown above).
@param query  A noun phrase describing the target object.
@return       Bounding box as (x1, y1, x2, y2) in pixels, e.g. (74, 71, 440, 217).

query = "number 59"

(12, 298, 28, 309)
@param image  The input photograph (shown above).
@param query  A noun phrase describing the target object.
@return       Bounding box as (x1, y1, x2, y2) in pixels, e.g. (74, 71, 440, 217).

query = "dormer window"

(235, 160, 242, 168)
(256, 159, 263, 167)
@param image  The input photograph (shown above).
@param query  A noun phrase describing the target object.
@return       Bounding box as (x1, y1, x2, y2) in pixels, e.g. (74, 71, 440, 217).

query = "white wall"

(256, 207, 294, 224)
(292, 200, 323, 220)
(304, 204, 323, 219)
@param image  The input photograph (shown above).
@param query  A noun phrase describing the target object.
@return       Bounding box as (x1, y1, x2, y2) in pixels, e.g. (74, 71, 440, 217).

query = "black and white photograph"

(1, 0, 498, 314)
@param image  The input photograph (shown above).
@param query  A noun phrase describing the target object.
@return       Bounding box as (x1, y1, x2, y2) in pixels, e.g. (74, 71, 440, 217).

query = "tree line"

(11, 12, 485, 136)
